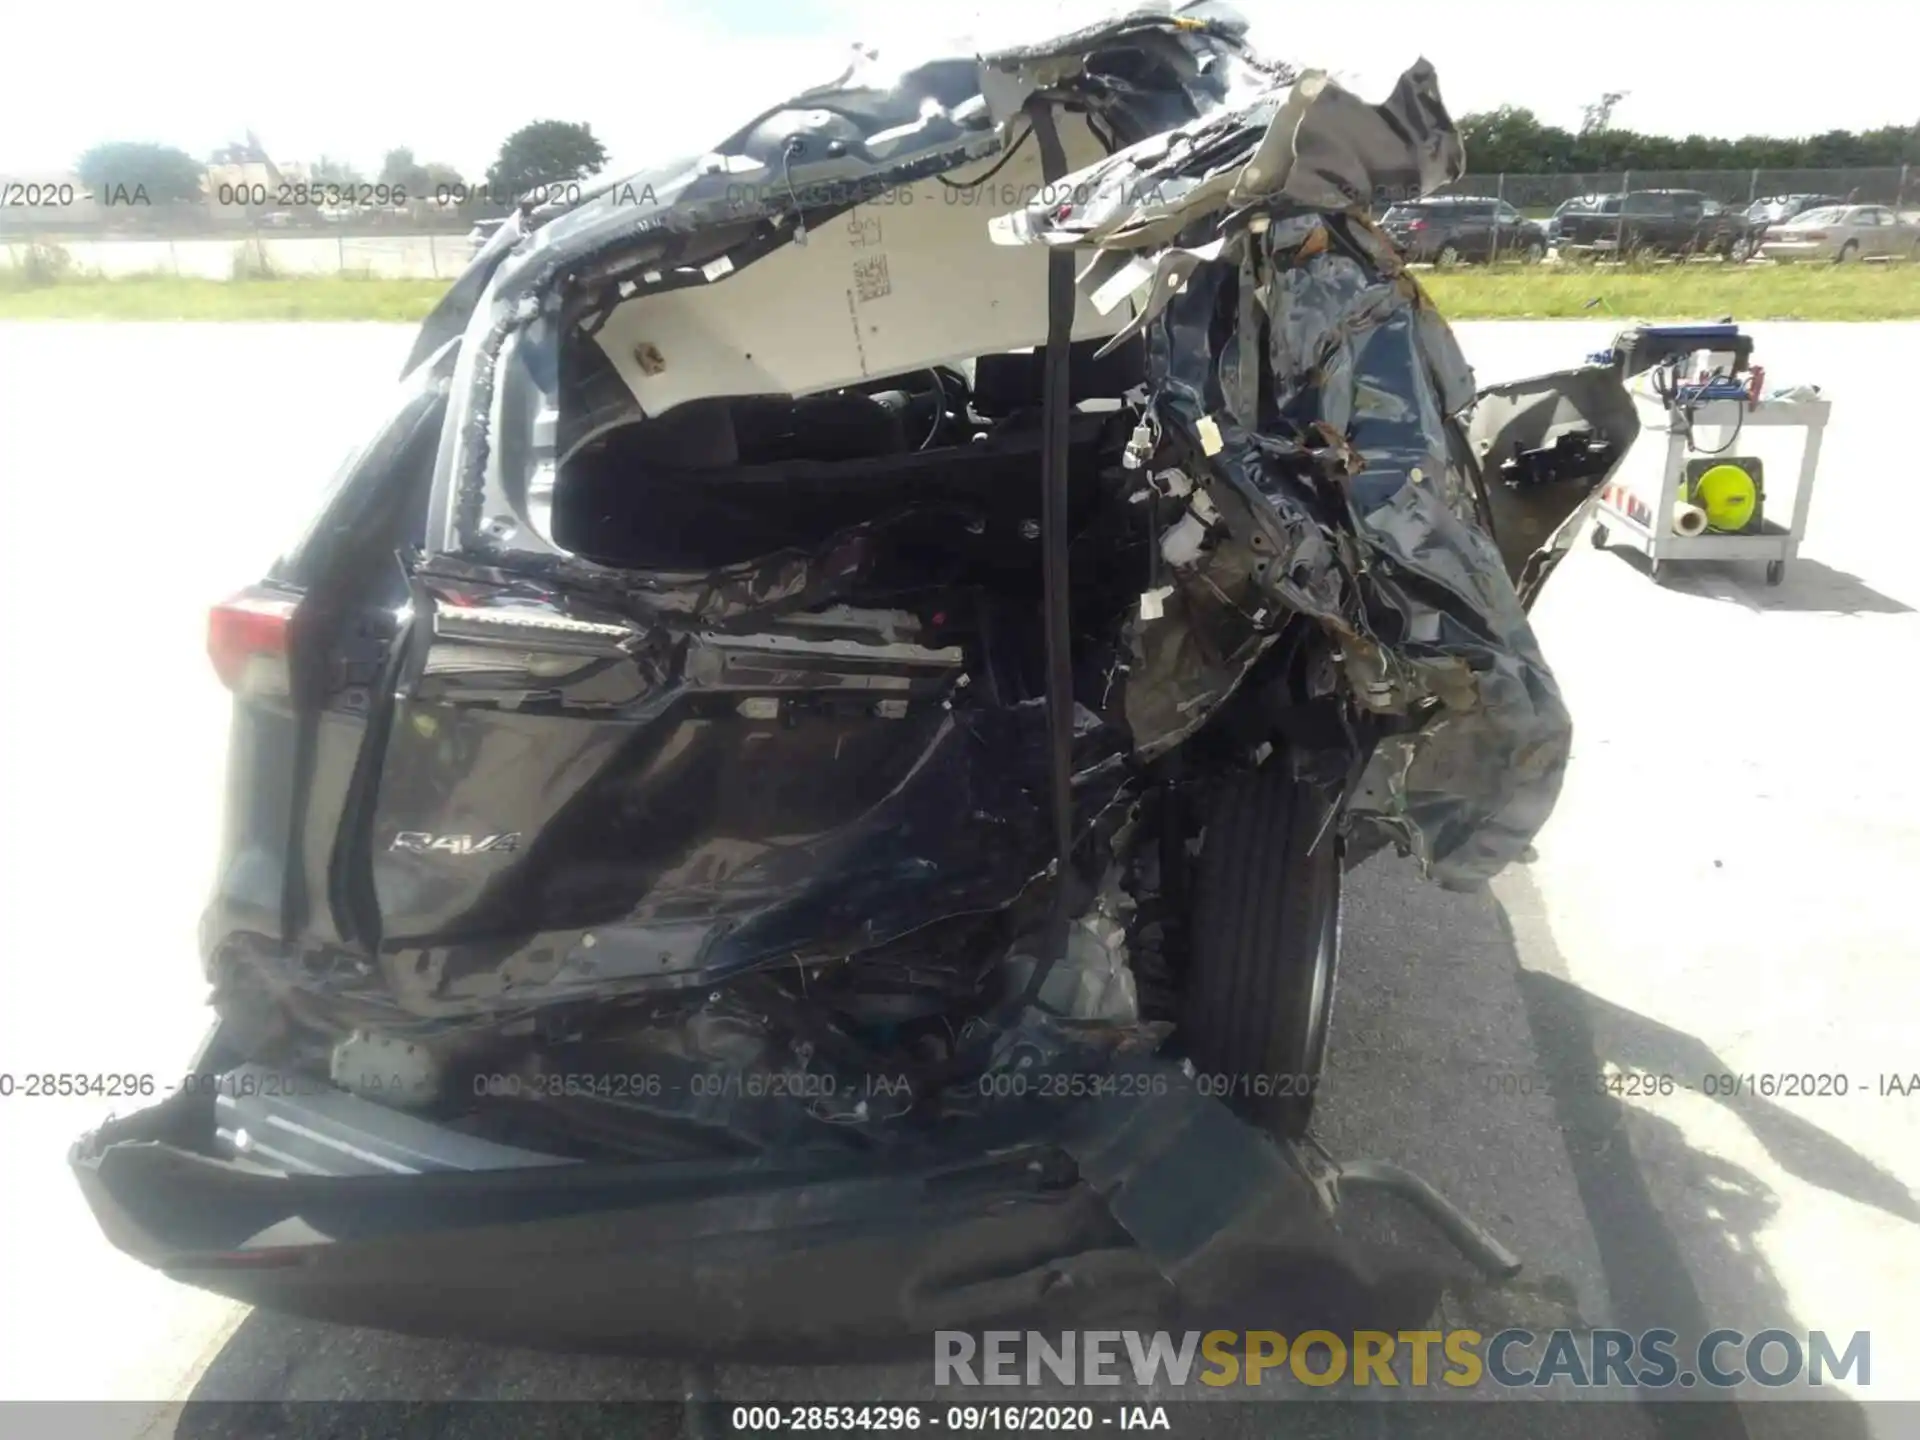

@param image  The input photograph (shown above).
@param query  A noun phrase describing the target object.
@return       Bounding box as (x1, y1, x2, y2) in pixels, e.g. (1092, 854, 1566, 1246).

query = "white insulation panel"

(593, 118, 1131, 413)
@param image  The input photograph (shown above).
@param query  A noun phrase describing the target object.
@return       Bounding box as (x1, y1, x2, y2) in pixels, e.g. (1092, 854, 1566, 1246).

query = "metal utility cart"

(1589, 324, 1831, 586)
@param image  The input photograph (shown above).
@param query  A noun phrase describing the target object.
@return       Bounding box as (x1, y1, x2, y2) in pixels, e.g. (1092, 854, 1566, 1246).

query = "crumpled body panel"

(364, 629, 1132, 1017)
(989, 65, 1628, 883)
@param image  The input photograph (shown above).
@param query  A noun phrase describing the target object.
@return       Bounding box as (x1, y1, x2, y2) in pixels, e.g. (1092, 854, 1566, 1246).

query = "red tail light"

(208, 591, 297, 693)
(1405, 219, 1427, 231)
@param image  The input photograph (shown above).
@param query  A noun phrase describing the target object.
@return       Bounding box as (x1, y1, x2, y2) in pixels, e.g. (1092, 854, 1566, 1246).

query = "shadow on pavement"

(1604, 548, 1912, 613)
(1495, 877, 1898, 1440)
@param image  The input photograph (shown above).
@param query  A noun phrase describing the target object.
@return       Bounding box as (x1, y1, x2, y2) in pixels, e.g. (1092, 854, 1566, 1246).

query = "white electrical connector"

(1121, 419, 1156, 470)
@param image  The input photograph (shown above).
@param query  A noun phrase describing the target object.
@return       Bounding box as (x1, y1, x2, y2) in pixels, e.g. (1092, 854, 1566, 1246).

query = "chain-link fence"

(1431, 165, 1915, 215)
(2, 230, 474, 281)
(0, 191, 487, 280)
(0, 194, 489, 232)
(0, 211, 477, 280)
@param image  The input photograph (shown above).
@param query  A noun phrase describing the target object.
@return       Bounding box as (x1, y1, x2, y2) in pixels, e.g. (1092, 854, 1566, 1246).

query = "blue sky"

(3, 0, 1910, 180)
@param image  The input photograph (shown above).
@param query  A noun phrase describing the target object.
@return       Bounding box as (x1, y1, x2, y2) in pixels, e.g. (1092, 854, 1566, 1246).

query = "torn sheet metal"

(991, 64, 1631, 884)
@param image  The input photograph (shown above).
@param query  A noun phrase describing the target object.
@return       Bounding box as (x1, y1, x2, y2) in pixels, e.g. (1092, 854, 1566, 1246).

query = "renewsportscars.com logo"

(935, 1329, 1871, 1390)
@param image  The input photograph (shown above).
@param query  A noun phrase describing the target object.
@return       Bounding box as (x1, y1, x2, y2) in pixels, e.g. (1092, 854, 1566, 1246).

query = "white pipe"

(1673, 502, 1708, 537)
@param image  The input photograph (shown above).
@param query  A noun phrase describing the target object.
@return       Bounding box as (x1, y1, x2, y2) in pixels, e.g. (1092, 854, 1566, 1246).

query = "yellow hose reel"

(1683, 459, 1765, 534)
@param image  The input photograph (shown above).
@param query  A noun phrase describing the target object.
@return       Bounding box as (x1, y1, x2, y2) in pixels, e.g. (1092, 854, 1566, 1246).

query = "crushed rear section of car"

(74, 2, 1635, 1355)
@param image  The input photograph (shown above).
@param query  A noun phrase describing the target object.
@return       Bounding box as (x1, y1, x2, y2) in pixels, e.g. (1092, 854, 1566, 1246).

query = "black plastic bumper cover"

(72, 1071, 1448, 1359)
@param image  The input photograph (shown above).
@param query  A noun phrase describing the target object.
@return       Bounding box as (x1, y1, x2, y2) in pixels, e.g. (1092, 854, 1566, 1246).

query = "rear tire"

(1835, 240, 1859, 265)
(1182, 765, 1341, 1139)
(1437, 243, 1463, 268)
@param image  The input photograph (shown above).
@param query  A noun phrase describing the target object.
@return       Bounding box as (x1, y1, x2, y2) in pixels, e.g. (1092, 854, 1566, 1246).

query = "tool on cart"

(1671, 493, 1709, 537)
(1603, 322, 1754, 383)
(1589, 323, 1828, 586)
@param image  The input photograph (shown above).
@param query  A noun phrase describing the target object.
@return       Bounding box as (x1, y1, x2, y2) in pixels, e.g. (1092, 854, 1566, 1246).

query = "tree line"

(71, 110, 1920, 208)
(1457, 107, 1920, 175)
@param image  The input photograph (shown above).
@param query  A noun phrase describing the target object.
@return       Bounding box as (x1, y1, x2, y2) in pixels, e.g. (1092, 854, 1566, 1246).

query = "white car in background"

(1756, 204, 1919, 263)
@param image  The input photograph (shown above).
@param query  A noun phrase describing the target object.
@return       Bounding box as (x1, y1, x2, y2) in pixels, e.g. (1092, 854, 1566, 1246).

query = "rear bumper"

(1757, 242, 1828, 262)
(70, 1051, 1446, 1360)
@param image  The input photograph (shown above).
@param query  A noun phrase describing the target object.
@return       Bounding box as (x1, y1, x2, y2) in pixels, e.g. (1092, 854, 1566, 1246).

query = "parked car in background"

(1379, 196, 1548, 265)
(1756, 204, 1920, 263)
(1557, 189, 1763, 261)
(1745, 193, 1849, 227)
(1546, 195, 1609, 248)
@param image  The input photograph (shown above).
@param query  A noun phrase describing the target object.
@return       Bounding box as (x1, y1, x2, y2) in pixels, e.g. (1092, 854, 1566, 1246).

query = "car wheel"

(1436, 243, 1463, 268)
(1182, 765, 1342, 1139)
(1726, 234, 1754, 263)
(1523, 241, 1545, 264)
(1835, 240, 1859, 264)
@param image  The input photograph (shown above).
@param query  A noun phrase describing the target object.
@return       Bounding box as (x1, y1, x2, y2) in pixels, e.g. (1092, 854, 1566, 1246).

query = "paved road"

(0, 322, 1913, 1439)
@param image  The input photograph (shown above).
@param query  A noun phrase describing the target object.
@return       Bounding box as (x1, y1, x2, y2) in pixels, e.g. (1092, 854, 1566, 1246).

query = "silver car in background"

(1756, 204, 1919, 263)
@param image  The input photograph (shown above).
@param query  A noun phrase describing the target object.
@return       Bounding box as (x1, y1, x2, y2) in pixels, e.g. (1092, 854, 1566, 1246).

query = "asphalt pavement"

(0, 321, 1914, 1440)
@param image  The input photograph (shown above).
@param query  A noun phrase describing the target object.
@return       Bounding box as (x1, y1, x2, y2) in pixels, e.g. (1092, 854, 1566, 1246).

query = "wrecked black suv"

(73, 5, 1636, 1357)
